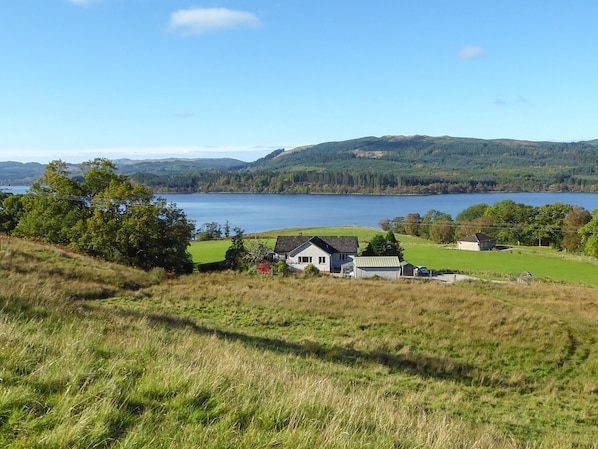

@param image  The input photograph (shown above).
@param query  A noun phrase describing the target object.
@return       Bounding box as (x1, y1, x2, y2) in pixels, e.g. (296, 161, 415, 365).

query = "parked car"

(415, 266, 430, 277)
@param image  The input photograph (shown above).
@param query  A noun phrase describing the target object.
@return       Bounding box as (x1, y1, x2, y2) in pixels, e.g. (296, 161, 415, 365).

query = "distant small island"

(3, 135, 598, 194)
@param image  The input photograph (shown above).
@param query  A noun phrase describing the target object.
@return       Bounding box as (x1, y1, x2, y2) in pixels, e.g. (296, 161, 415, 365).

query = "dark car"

(415, 266, 429, 277)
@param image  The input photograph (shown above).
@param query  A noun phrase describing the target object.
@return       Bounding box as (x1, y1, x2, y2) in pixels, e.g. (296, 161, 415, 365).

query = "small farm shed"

(342, 256, 402, 280)
(457, 232, 496, 251)
(400, 261, 415, 277)
(273, 235, 358, 273)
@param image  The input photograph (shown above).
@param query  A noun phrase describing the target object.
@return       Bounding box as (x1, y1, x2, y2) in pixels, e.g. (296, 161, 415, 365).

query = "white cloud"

(494, 96, 528, 106)
(457, 45, 486, 60)
(168, 7, 260, 35)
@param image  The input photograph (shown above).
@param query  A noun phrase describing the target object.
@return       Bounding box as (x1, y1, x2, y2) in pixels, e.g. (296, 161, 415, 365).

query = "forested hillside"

(3, 135, 598, 193)
(132, 135, 598, 194)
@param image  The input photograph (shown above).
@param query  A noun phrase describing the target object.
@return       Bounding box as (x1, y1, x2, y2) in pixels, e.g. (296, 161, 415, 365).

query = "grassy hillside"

(2, 236, 597, 448)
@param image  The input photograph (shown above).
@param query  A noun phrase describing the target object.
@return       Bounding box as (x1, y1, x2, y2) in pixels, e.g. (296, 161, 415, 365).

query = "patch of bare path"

(434, 273, 476, 283)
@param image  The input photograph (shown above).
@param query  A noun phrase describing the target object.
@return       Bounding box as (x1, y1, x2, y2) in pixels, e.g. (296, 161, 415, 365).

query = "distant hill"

(185, 135, 598, 194)
(112, 157, 246, 175)
(250, 135, 598, 173)
(0, 161, 46, 185)
(2, 136, 598, 193)
(0, 157, 246, 186)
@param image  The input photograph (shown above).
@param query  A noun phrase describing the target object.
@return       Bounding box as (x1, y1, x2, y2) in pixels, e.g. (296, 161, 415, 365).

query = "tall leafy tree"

(0, 193, 24, 234)
(15, 158, 195, 273)
(562, 206, 591, 252)
(362, 232, 404, 260)
(457, 216, 496, 239)
(484, 200, 534, 245)
(430, 218, 455, 244)
(403, 213, 422, 236)
(225, 227, 246, 270)
(362, 235, 389, 256)
(527, 202, 572, 248)
(14, 160, 85, 245)
(384, 230, 404, 260)
(420, 210, 450, 240)
(455, 203, 490, 222)
(579, 210, 598, 257)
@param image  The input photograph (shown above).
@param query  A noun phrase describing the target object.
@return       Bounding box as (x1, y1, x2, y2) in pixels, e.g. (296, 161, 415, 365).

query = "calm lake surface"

(3, 186, 597, 233)
(161, 192, 598, 233)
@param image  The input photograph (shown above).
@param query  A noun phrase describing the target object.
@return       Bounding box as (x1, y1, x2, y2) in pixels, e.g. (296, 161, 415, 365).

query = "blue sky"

(1, 1, 597, 163)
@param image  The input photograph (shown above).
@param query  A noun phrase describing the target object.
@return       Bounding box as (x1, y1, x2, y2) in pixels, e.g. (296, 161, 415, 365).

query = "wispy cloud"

(494, 96, 527, 106)
(457, 45, 486, 60)
(168, 8, 260, 35)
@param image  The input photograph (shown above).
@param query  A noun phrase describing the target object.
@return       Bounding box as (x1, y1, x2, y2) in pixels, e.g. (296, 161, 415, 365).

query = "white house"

(457, 232, 496, 251)
(343, 256, 402, 280)
(273, 236, 358, 273)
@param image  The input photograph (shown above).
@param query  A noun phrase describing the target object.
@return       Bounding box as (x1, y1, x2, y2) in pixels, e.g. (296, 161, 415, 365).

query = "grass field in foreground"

(189, 226, 598, 286)
(2, 237, 597, 448)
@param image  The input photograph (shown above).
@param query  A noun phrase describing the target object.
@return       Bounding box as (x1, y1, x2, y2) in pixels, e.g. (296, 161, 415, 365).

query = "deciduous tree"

(562, 206, 591, 252)
(14, 158, 195, 273)
(403, 213, 422, 236)
(579, 210, 598, 257)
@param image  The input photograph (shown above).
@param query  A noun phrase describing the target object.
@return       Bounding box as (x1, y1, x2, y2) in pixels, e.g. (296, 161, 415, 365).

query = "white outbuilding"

(457, 232, 496, 251)
(343, 256, 402, 280)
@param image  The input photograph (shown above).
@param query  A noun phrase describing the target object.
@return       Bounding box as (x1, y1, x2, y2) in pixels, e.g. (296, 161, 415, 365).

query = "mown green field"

(189, 226, 598, 286)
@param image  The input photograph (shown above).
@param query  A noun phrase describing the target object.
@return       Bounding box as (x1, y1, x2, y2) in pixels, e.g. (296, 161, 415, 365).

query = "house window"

(299, 256, 312, 264)
(339, 254, 347, 261)
(318, 256, 326, 264)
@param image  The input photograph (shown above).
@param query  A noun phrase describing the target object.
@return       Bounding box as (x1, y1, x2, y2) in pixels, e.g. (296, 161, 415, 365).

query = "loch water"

(4, 186, 597, 233)
(159, 192, 598, 233)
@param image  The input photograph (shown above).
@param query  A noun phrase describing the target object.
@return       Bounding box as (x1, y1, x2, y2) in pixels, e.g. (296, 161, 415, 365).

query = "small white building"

(273, 236, 359, 273)
(343, 256, 402, 280)
(457, 232, 496, 251)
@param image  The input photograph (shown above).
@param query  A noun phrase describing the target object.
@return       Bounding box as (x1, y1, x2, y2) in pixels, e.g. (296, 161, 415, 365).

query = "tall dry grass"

(1, 302, 520, 448)
(2, 237, 597, 448)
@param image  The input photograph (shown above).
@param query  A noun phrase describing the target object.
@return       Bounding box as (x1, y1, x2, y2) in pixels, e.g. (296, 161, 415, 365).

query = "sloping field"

(1, 237, 597, 448)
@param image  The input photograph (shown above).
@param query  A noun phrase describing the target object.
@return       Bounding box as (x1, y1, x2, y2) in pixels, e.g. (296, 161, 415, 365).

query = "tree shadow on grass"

(96, 306, 501, 387)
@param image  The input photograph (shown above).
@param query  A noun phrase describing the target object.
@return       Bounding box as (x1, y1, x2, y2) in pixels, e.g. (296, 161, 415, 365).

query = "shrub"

(303, 264, 320, 277)
(256, 262, 272, 275)
(273, 260, 291, 277)
(149, 267, 166, 285)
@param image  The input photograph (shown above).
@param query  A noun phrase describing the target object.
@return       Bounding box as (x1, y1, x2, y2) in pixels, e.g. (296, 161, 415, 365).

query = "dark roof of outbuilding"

(274, 236, 359, 254)
(459, 232, 495, 243)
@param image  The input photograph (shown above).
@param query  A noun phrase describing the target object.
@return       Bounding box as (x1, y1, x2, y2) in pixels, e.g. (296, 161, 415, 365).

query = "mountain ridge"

(2, 135, 598, 193)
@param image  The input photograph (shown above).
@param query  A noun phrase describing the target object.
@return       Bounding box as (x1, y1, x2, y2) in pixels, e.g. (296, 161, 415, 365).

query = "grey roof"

(353, 256, 401, 268)
(459, 232, 495, 243)
(274, 236, 359, 255)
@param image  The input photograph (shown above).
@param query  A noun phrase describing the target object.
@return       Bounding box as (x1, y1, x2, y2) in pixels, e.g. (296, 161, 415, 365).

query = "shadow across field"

(99, 306, 497, 387)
